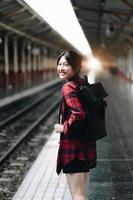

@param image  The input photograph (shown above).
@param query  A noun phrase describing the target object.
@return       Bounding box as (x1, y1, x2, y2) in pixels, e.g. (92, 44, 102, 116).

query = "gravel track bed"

(0, 92, 59, 158)
(0, 108, 59, 200)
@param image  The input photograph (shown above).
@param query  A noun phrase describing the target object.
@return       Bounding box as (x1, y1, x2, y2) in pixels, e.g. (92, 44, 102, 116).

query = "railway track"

(0, 85, 61, 166)
(0, 81, 62, 123)
(0, 106, 59, 200)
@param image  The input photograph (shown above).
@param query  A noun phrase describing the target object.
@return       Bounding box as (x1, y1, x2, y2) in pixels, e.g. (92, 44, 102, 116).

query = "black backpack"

(77, 75, 108, 141)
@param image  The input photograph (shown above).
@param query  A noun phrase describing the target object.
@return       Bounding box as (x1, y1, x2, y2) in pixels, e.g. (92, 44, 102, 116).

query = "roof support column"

(21, 39, 26, 86)
(27, 43, 32, 86)
(13, 36, 18, 90)
(4, 33, 9, 95)
(42, 50, 48, 81)
(32, 46, 37, 83)
(38, 50, 42, 82)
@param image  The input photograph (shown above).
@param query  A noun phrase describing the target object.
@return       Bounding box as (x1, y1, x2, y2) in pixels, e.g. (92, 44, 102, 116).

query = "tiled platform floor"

(12, 73, 133, 200)
(12, 131, 71, 200)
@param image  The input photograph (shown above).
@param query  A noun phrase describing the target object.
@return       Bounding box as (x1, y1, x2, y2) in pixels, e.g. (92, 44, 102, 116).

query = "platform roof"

(70, 0, 133, 56)
(0, 0, 74, 50)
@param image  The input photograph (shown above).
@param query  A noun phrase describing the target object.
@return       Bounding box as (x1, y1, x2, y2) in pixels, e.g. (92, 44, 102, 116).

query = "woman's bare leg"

(66, 172, 89, 200)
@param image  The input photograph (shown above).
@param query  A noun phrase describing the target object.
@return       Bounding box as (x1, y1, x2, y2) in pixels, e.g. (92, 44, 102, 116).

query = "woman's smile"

(60, 71, 66, 75)
(57, 56, 75, 80)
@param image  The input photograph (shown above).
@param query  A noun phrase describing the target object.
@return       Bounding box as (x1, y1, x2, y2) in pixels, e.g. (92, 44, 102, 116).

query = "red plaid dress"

(56, 76, 97, 174)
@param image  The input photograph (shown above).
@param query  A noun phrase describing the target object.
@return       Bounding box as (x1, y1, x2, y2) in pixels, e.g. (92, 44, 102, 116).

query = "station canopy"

(0, 0, 132, 56)
(0, 0, 74, 50)
(70, 0, 133, 56)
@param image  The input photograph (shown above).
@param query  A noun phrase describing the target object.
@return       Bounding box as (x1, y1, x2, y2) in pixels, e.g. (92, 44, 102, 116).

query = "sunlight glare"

(88, 56, 102, 71)
(24, 0, 92, 55)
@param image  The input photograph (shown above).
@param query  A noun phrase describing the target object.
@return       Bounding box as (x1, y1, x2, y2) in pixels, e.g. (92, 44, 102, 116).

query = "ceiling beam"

(121, 0, 133, 9)
(78, 5, 132, 16)
(0, 0, 11, 4)
(79, 16, 133, 29)
(112, 18, 133, 28)
(105, 9, 132, 50)
(8, 15, 37, 26)
(112, 13, 126, 21)
(121, 32, 133, 44)
(17, 21, 43, 30)
(31, 27, 50, 34)
(3, 7, 26, 18)
(0, 21, 58, 49)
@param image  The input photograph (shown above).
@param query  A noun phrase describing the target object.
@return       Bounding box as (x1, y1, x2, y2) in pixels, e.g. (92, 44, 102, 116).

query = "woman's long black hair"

(57, 51, 82, 75)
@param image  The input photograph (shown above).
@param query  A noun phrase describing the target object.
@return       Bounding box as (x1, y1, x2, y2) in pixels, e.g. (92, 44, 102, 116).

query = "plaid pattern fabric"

(56, 76, 97, 174)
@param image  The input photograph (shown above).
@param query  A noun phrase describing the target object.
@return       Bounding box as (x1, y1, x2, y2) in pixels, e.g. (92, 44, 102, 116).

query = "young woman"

(54, 51, 97, 200)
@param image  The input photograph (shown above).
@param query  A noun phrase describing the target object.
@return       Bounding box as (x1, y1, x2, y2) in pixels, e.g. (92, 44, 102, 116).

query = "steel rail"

(0, 97, 60, 166)
(0, 86, 59, 129)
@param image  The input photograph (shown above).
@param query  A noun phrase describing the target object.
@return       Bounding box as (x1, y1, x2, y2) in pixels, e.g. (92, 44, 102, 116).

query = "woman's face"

(57, 56, 75, 80)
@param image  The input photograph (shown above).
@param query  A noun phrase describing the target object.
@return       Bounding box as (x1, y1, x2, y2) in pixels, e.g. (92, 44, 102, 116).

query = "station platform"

(11, 73, 133, 200)
(12, 131, 70, 200)
(0, 78, 61, 108)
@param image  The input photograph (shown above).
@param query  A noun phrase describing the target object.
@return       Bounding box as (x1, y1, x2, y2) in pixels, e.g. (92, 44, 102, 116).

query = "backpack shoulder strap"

(58, 98, 62, 124)
(84, 75, 89, 85)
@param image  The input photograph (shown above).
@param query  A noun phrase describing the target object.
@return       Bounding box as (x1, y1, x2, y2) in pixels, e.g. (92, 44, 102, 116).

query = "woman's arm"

(62, 82, 87, 135)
